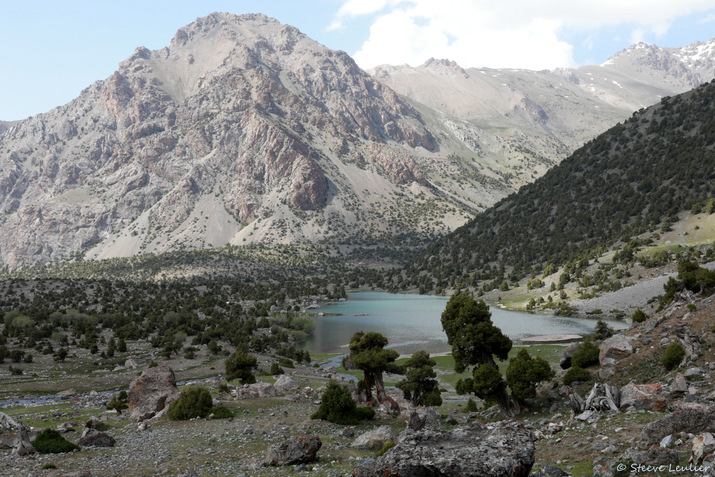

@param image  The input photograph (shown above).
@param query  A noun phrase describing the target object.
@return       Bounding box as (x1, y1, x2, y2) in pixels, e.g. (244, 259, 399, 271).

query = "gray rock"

(619, 382, 668, 411)
(77, 432, 116, 447)
(233, 382, 277, 399)
(684, 367, 707, 379)
(599, 334, 633, 364)
(11, 427, 35, 456)
(659, 434, 675, 448)
(352, 420, 535, 477)
(642, 409, 715, 445)
(56, 421, 75, 433)
(352, 425, 397, 452)
(670, 372, 688, 394)
(263, 434, 322, 466)
(0, 412, 20, 430)
(273, 375, 295, 392)
(407, 407, 440, 431)
(560, 344, 579, 369)
(622, 446, 680, 466)
(531, 464, 574, 477)
(128, 365, 180, 422)
(692, 433, 715, 465)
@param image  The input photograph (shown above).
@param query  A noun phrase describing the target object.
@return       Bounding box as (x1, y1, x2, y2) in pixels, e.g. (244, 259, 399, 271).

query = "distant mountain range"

(1, 12, 713, 269)
(404, 78, 715, 291)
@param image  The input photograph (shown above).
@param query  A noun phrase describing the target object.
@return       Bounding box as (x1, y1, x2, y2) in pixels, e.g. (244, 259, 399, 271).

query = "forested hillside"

(405, 80, 715, 291)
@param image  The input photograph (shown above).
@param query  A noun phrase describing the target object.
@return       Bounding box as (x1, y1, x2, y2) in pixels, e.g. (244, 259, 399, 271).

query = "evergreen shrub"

(33, 429, 80, 454)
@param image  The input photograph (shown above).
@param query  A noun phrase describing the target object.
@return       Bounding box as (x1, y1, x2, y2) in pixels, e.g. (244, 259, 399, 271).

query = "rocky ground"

(2, 292, 715, 476)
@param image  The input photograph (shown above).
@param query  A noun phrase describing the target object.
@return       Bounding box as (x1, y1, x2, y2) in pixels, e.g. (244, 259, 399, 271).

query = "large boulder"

(0, 412, 19, 431)
(352, 426, 398, 452)
(77, 432, 116, 447)
(12, 426, 35, 456)
(599, 334, 632, 364)
(621, 446, 680, 466)
(273, 375, 295, 392)
(669, 372, 688, 395)
(619, 383, 667, 411)
(128, 365, 180, 421)
(232, 382, 278, 399)
(642, 409, 715, 446)
(352, 421, 535, 477)
(263, 434, 322, 466)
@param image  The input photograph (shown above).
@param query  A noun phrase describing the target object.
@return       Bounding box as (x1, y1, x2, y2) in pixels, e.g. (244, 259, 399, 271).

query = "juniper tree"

(345, 331, 402, 405)
(396, 350, 442, 406)
(441, 293, 516, 416)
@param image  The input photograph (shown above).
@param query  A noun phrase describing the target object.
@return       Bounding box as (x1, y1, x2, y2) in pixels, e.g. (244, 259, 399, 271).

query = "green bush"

(311, 381, 372, 425)
(462, 397, 478, 413)
(662, 342, 685, 370)
(631, 309, 648, 323)
(167, 385, 214, 420)
(107, 390, 128, 414)
(208, 405, 234, 419)
(224, 350, 258, 384)
(375, 441, 395, 457)
(571, 341, 600, 368)
(356, 406, 375, 420)
(33, 429, 80, 454)
(563, 366, 591, 385)
(270, 362, 284, 375)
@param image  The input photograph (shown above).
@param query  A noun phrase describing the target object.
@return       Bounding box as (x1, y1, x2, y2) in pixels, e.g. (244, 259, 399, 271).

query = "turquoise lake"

(303, 292, 627, 354)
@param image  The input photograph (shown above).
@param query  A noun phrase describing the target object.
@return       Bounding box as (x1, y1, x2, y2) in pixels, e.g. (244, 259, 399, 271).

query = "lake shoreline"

(303, 292, 626, 355)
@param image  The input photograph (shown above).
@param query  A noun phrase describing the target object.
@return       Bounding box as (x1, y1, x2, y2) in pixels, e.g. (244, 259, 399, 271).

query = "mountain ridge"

(1, 13, 714, 269)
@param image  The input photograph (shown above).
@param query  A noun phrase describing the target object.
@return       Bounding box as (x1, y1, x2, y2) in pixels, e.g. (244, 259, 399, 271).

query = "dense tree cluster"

(441, 293, 554, 416)
(0, 273, 325, 367)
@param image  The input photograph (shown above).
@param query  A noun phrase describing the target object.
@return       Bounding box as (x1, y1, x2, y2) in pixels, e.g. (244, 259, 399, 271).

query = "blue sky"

(2, 0, 715, 121)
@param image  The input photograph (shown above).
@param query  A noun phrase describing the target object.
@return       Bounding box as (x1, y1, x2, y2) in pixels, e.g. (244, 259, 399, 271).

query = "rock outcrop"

(599, 334, 633, 364)
(352, 420, 535, 477)
(0, 13, 467, 269)
(77, 432, 116, 447)
(641, 407, 715, 446)
(351, 426, 397, 452)
(619, 383, 668, 411)
(407, 407, 441, 431)
(128, 365, 180, 421)
(263, 434, 322, 466)
(3, 15, 715, 269)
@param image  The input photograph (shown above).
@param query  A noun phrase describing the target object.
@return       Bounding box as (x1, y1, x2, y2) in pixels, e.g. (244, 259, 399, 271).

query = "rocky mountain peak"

(601, 38, 715, 90)
(420, 58, 469, 78)
(0, 13, 450, 269)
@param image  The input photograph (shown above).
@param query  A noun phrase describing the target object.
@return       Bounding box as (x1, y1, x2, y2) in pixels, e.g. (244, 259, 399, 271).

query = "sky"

(2, 0, 715, 121)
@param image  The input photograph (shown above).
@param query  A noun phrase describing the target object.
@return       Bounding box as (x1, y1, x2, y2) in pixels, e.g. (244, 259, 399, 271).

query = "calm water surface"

(303, 292, 626, 354)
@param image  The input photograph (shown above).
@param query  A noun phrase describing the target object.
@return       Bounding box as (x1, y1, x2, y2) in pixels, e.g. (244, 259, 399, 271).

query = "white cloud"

(335, 0, 715, 69)
(328, 0, 389, 30)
